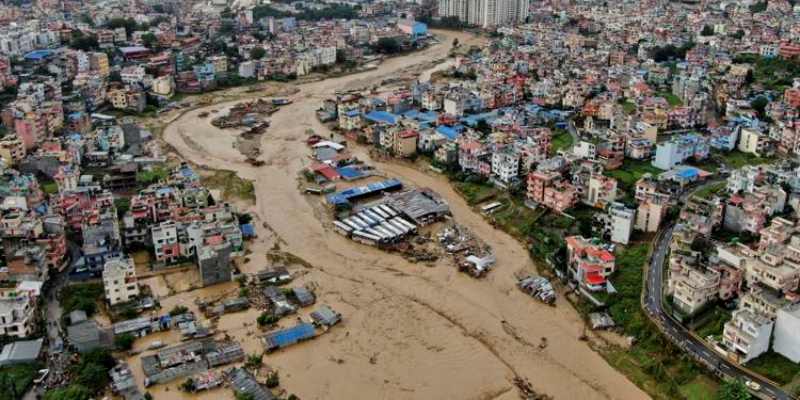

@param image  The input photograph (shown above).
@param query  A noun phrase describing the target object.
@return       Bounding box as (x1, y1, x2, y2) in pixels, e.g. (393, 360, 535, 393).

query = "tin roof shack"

(385, 189, 450, 226)
(261, 323, 316, 353)
(263, 287, 296, 316)
(292, 287, 316, 307)
(113, 316, 169, 338)
(66, 310, 112, 353)
(0, 338, 42, 366)
(310, 305, 342, 328)
(141, 339, 243, 386)
(210, 297, 250, 317)
(255, 267, 292, 286)
(111, 363, 144, 400)
(228, 367, 275, 400)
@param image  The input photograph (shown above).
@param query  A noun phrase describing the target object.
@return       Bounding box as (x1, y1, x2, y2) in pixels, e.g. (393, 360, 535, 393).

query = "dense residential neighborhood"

(2, 0, 800, 399)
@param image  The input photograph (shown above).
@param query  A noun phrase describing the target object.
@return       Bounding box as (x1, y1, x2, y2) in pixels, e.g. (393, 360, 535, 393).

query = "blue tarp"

(240, 223, 256, 238)
(263, 323, 315, 350)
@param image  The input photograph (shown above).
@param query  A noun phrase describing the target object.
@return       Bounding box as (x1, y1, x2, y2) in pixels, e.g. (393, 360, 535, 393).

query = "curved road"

(644, 184, 793, 400)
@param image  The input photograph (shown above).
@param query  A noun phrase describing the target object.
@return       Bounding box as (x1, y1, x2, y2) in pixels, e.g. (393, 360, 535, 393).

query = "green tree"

(265, 371, 279, 388)
(751, 96, 769, 118)
(114, 333, 136, 351)
(76, 363, 110, 392)
(250, 47, 266, 60)
(716, 379, 752, 400)
(69, 32, 99, 51)
(244, 353, 263, 370)
(701, 25, 714, 36)
(142, 32, 158, 49)
(235, 392, 255, 400)
(373, 37, 401, 54)
(169, 305, 189, 316)
(44, 384, 92, 400)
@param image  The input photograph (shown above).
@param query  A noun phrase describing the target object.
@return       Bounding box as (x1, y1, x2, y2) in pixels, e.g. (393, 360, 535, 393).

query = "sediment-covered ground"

(155, 30, 650, 400)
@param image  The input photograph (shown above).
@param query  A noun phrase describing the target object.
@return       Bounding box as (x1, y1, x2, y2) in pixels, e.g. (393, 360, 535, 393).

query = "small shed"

(0, 339, 43, 366)
(292, 287, 316, 307)
(310, 305, 341, 327)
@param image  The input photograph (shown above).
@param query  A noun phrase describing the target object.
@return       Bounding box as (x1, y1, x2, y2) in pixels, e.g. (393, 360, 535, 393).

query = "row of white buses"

(333, 204, 418, 246)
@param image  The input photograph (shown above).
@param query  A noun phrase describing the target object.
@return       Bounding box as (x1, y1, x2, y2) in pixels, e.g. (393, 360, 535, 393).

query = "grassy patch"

(692, 182, 726, 200)
(0, 363, 41, 400)
(734, 53, 800, 91)
(41, 181, 59, 195)
(623, 101, 637, 114)
(678, 375, 718, 400)
(489, 195, 547, 240)
(746, 351, 800, 385)
(717, 150, 773, 169)
(201, 169, 256, 202)
(656, 91, 683, 107)
(692, 306, 731, 340)
(550, 129, 574, 155)
(452, 181, 496, 205)
(605, 159, 662, 193)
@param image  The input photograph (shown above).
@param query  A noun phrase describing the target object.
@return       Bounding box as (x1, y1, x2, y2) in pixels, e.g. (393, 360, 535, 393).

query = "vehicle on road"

(746, 381, 761, 391)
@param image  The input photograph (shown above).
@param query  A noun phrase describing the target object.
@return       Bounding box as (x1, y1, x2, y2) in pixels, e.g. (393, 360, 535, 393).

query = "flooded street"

(160, 30, 650, 400)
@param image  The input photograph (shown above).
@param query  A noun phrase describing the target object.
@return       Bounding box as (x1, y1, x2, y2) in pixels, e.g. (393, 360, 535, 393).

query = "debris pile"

(518, 275, 556, 305)
(513, 376, 554, 400)
(437, 223, 495, 277)
(211, 99, 278, 128)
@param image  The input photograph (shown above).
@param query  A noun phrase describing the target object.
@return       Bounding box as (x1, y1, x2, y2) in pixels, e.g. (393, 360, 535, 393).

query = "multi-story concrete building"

(773, 303, 800, 363)
(722, 308, 773, 364)
(491, 147, 520, 185)
(103, 258, 140, 306)
(565, 236, 616, 292)
(438, 0, 530, 28)
(598, 202, 635, 245)
(652, 133, 709, 170)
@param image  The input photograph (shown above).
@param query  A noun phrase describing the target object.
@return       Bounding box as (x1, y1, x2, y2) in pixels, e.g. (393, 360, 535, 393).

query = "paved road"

(643, 184, 793, 400)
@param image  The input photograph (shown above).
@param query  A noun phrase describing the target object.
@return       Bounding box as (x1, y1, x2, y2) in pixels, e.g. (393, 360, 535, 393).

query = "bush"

(169, 305, 189, 316)
(180, 378, 196, 392)
(43, 384, 92, 400)
(244, 353, 263, 370)
(60, 283, 104, 317)
(265, 371, 279, 388)
(114, 333, 136, 351)
(257, 312, 279, 326)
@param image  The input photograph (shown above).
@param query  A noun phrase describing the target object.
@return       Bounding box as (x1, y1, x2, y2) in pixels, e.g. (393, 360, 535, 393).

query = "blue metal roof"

(326, 178, 402, 206)
(364, 110, 398, 125)
(23, 49, 53, 61)
(435, 125, 461, 141)
(263, 323, 315, 349)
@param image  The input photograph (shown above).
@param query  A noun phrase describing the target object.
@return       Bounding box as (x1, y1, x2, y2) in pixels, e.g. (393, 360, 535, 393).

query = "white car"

(745, 380, 761, 391)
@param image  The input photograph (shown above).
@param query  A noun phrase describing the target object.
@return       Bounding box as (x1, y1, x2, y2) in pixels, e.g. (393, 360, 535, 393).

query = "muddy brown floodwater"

(159, 30, 651, 400)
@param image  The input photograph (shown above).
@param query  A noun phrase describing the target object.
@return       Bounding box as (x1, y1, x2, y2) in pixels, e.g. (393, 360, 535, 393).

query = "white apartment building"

(120, 66, 147, 86)
(605, 202, 634, 245)
(103, 258, 140, 306)
(722, 308, 773, 364)
(0, 296, 34, 338)
(438, 0, 529, 28)
(773, 303, 800, 363)
(491, 148, 520, 184)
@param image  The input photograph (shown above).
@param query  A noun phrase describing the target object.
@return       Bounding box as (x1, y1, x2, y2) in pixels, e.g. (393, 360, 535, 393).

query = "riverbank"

(158, 29, 650, 400)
